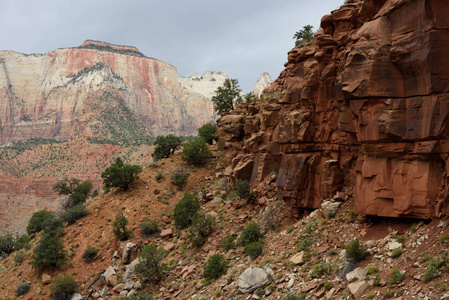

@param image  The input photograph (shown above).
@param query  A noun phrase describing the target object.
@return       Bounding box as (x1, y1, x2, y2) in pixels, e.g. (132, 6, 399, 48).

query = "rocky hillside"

(1, 146, 449, 300)
(218, 0, 449, 219)
(0, 40, 228, 145)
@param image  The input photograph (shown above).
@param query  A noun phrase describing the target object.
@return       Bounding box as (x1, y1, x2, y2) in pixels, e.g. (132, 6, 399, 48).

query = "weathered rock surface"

(218, 0, 449, 219)
(238, 267, 274, 293)
(0, 40, 229, 145)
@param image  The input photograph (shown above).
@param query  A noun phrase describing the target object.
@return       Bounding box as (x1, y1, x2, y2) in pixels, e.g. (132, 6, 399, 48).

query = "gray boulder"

(238, 267, 274, 293)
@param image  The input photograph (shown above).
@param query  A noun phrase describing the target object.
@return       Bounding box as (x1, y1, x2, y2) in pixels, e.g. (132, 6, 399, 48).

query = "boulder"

(71, 293, 84, 300)
(348, 280, 369, 298)
(160, 228, 173, 238)
(289, 252, 305, 265)
(42, 274, 51, 284)
(123, 258, 141, 281)
(238, 267, 274, 293)
(122, 242, 140, 264)
(345, 267, 367, 282)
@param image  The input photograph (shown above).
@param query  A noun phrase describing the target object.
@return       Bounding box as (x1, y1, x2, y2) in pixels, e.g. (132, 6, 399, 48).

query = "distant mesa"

(251, 72, 273, 98)
(79, 39, 145, 57)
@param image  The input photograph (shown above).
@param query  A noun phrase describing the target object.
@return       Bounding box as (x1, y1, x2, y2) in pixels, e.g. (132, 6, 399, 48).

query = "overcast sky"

(1, 0, 343, 92)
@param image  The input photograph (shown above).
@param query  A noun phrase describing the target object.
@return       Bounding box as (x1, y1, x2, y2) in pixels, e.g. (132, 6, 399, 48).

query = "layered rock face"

(0, 40, 225, 145)
(218, 0, 449, 219)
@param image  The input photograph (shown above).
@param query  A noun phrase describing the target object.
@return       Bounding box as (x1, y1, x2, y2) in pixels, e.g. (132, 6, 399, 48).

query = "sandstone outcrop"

(0, 40, 228, 145)
(218, 0, 449, 219)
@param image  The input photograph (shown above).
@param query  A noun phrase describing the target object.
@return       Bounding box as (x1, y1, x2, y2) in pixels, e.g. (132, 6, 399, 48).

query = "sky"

(1, 0, 344, 93)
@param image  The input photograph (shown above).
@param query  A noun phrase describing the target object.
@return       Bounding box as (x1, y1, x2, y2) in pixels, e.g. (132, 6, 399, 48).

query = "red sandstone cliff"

(0, 41, 228, 145)
(218, 0, 449, 219)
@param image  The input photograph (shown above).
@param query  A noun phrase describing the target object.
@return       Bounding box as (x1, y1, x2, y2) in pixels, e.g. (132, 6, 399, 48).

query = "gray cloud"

(1, 0, 343, 92)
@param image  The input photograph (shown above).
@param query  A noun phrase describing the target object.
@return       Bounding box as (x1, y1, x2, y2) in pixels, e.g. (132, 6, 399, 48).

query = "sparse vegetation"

(101, 157, 142, 191)
(59, 205, 89, 224)
(422, 253, 448, 282)
(391, 248, 403, 258)
(198, 122, 217, 145)
(244, 241, 263, 260)
(174, 192, 201, 229)
(26, 210, 56, 235)
(15, 282, 30, 296)
(188, 214, 216, 248)
(388, 269, 404, 285)
(344, 238, 367, 263)
(50, 274, 78, 300)
(211, 78, 243, 114)
(203, 254, 228, 281)
(170, 167, 190, 190)
(220, 235, 236, 252)
(135, 244, 166, 283)
(182, 137, 211, 165)
(113, 212, 133, 241)
(293, 25, 314, 46)
(82, 246, 99, 263)
(0, 234, 15, 258)
(31, 230, 67, 270)
(139, 217, 160, 237)
(152, 134, 181, 160)
(235, 179, 253, 200)
(238, 222, 264, 247)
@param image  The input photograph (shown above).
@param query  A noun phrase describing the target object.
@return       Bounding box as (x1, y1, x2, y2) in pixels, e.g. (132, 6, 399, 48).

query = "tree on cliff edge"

(211, 78, 243, 114)
(293, 25, 314, 46)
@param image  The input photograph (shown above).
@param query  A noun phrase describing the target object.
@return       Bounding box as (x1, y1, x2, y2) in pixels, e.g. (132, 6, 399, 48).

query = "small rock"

(287, 277, 294, 289)
(208, 211, 219, 218)
(289, 252, 305, 265)
(42, 274, 51, 284)
(160, 228, 173, 238)
(258, 197, 267, 205)
(123, 279, 135, 291)
(321, 200, 341, 214)
(348, 280, 369, 298)
(387, 241, 402, 251)
(71, 293, 84, 300)
(301, 282, 318, 293)
(346, 267, 367, 282)
(162, 215, 170, 223)
(134, 281, 142, 290)
(112, 283, 124, 292)
(164, 242, 175, 252)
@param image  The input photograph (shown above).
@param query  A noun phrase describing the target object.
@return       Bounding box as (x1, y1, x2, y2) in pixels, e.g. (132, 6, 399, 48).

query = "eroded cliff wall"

(218, 0, 449, 219)
(0, 40, 225, 145)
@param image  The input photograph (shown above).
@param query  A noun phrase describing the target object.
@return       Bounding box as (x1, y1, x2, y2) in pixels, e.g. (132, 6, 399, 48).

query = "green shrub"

(422, 254, 447, 282)
(311, 263, 335, 278)
(393, 234, 406, 244)
(152, 134, 181, 160)
(125, 292, 154, 300)
(50, 274, 78, 300)
(198, 122, 217, 145)
(55, 179, 93, 209)
(344, 238, 367, 263)
(391, 248, 403, 258)
(296, 237, 312, 252)
(113, 212, 133, 241)
(31, 230, 67, 270)
(59, 205, 89, 224)
(135, 244, 166, 282)
(203, 254, 228, 281)
(174, 192, 200, 228)
(82, 246, 99, 263)
(139, 217, 160, 237)
(367, 266, 379, 275)
(439, 233, 449, 243)
(238, 222, 264, 246)
(220, 235, 236, 251)
(101, 157, 142, 191)
(388, 269, 404, 285)
(235, 179, 253, 199)
(170, 167, 190, 190)
(188, 214, 215, 248)
(26, 210, 56, 235)
(182, 137, 211, 165)
(245, 241, 263, 260)
(14, 252, 26, 266)
(155, 172, 164, 182)
(14, 234, 31, 251)
(0, 234, 15, 257)
(16, 282, 30, 296)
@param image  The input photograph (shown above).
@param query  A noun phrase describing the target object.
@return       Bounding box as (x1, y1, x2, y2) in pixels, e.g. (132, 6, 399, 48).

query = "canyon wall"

(0, 40, 226, 145)
(218, 0, 449, 219)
